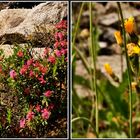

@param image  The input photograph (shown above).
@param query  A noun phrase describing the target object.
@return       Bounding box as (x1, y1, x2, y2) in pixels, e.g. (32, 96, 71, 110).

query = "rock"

(0, 2, 67, 45)
(0, 9, 31, 34)
(111, 43, 122, 54)
(99, 41, 107, 48)
(93, 2, 106, 15)
(99, 6, 140, 26)
(0, 44, 45, 58)
(123, 8, 140, 19)
(99, 12, 118, 26)
(105, 2, 130, 14)
(100, 27, 116, 44)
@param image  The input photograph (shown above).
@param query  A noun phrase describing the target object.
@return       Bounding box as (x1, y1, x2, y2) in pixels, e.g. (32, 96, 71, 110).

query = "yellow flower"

(124, 17, 134, 34)
(133, 46, 140, 54)
(131, 82, 137, 90)
(114, 31, 123, 45)
(104, 63, 113, 75)
(127, 43, 140, 56)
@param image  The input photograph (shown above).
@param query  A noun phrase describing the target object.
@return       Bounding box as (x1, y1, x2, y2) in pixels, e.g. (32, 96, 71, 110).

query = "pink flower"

(55, 32, 64, 41)
(29, 70, 35, 78)
(20, 118, 26, 128)
(55, 20, 67, 29)
(38, 75, 46, 84)
(48, 56, 56, 64)
(10, 70, 17, 79)
(20, 65, 28, 75)
(33, 61, 40, 67)
(60, 40, 67, 48)
(44, 90, 53, 97)
(17, 50, 23, 57)
(27, 59, 33, 66)
(39, 66, 47, 75)
(54, 41, 59, 49)
(58, 32, 64, 41)
(35, 104, 41, 112)
(61, 48, 67, 55)
(55, 50, 62, 57)
(41, 109, 50, 120)
(26, 111, 35, 121)
(43, 48, 50, 56)
(48, 103, 54, 111)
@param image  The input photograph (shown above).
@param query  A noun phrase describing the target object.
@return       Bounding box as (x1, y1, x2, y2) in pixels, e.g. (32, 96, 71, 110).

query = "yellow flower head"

(104, 63, 113, 75)
(124, 17, 134, 34)
(131, 82, 137, 90)
(114, 31, 123, 45)
(133, 46, 140, 54)
(127, 43, 140, 56)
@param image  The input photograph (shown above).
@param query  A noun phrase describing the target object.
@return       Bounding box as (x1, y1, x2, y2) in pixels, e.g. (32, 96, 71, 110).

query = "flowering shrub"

(0, 20, 67, 136)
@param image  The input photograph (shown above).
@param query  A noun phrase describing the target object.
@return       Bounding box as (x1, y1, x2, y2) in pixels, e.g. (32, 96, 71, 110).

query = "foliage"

(72, 2, 140, 138)
(0, 20, 67, 137)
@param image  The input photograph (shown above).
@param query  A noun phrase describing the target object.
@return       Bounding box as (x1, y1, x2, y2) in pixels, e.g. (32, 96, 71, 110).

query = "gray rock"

(99, 6, 140, 26)
(0, 2, 67, 45)
(0, 44, 46, 58)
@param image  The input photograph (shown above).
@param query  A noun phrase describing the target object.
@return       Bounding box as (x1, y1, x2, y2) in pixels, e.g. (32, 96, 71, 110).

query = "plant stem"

(89, 2, 98, 137)
(120, 49, 123, 80)
(117, 2, 133, 138)
(72, 3, 85, 44)
(73, 46, 90, 73)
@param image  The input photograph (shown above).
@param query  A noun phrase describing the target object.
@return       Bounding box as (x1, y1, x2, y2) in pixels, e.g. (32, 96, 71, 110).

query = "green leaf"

(7, 108, 12, 124)
(99, 72, 129, 118)
(53, 63, 57, 77)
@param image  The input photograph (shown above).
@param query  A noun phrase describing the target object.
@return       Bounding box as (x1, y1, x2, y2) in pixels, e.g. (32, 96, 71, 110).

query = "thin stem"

(72, 3, 85, 44)
(117, 2, 133, 138)
(89, 2, 98, 137)
(120, 49, 123, 80)
(73, 46, 90, 73)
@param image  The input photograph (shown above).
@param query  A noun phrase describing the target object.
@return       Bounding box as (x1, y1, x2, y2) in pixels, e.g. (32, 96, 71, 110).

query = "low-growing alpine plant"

(0, 19, 67, 136)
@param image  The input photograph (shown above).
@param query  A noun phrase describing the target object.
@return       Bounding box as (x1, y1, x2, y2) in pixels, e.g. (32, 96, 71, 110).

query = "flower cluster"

(0, 19, 67, 132)
(114, 16, 140, 92)
(114, 17, 140, 57)
(54, 20, 67, 59)
(20, 104, 53, 128)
